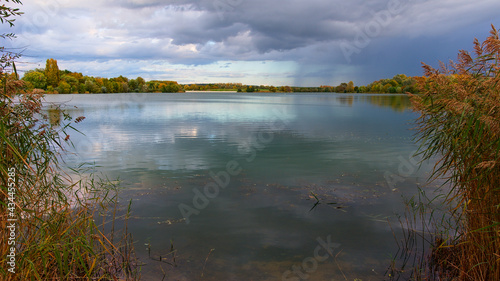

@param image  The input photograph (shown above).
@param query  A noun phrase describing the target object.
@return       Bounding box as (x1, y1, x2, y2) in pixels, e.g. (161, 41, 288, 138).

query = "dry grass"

(410, 24, 500, 280)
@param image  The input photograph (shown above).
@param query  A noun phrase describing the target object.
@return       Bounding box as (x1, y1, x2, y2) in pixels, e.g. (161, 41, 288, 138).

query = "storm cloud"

(8, 0, 500, 86)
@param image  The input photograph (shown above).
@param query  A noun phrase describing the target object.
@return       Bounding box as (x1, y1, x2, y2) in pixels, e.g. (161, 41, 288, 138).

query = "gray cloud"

(8, 0, 500, 86)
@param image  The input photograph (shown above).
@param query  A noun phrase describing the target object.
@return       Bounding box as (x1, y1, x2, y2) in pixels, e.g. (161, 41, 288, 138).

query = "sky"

(4, 0, 500, 86)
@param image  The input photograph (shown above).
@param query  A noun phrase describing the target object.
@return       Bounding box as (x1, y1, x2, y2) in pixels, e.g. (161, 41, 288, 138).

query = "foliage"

(410, 24, 500, 280)
(57, 80, 71, 94)
(0, 0, 22, 78)
(1, 2, 138, 279)
(21, 70, 46, 90)
(0, 87, 138, 280)
(22, 62, 185, 94)
(0, 1, 22, 29)
(21, 63, 423, 95)
(364, 74, 419, 94)
(346, 81, 355, 93)
(45, 58, 60, 88)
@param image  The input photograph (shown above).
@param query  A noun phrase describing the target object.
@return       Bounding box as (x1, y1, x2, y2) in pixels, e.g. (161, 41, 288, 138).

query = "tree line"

(20, 58, 421, 94)
(21, 59, 183, 93)
(182, 75, 420, 93)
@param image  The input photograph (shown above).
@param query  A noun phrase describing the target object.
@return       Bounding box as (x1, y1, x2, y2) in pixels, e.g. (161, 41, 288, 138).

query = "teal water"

(43, 93, 435, 280)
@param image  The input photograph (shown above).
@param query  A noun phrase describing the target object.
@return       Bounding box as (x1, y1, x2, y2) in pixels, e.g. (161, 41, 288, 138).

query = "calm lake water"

(43, 93, 437, 280)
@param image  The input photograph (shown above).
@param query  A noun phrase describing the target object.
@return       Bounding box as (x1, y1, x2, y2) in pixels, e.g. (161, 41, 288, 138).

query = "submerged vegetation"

(1, 2, 137, 280)
(404, 24, 500, 280)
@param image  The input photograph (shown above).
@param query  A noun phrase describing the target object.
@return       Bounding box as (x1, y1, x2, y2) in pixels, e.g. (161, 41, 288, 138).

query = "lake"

(43, 92, 437, 280)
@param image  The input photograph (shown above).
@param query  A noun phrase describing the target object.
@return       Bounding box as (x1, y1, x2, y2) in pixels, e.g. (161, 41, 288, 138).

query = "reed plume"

(410, 24, 500, 280)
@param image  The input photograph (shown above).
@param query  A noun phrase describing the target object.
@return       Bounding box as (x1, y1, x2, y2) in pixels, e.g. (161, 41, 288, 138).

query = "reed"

(1, 71, 139, 280)
(1, 28, 138, 280)
(409, 24, 500, 280)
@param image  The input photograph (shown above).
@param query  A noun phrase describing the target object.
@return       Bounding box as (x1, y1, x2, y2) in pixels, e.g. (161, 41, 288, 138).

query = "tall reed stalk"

(410, 24, 500, 280)
(0, 71, 139, 281)
(1, 3, 138, 278)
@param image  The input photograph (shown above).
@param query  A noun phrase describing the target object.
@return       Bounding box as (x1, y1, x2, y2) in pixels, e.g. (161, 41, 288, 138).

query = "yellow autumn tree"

(45, 58, 60, 88)
(346, 81, 355, 93)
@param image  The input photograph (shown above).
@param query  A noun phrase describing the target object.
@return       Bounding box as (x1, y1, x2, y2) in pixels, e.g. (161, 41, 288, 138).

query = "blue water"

(43, 92, 436, 280)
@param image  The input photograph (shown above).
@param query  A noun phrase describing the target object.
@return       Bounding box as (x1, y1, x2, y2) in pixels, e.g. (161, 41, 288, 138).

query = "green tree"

(159, 82, 181, 93)
(382, 83, 391, 93)
(335, 83, 347, 93)
(136, 77, 146, 92)
(56, 80, 71, 94)
(61, 75, 79, 93)
(393, 74, 406, 85)
(78, 83, 86, 93)
(45, 58, 60, 88)
(371, 83, 382, 93)
(128, 79, 138, 92)
(84, 77, 100, 93)
(388, 79, 398, 87)
(22, 71, 47, 90)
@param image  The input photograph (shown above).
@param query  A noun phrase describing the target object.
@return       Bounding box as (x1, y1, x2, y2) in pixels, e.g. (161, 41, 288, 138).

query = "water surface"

(43, 93, 434, 280)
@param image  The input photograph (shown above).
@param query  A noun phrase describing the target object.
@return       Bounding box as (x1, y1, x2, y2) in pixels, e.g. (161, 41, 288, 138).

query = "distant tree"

(371, 83, 382, 93)
(383, 83, 392, 93)
(84, 79, 93, 93)
(84, 77, 100, 93)
(57, 80, 71, 94)
(136, 77, 146, 91)
(22, 70, 47, 90)
(128, 79, 138, 92)
(335, 83, 347, 93)
(157, 81, 181, 93)
(95, 77, 104, 88)
(110, 81, 120, 93)
(45, 58, 60, 88)
(147, 81, 158, 92)
(346, 81, 355, 93)
(69, 72, 85, 84)
(121, 82, 129, 93)
(61, 75, 79, 93)
(60, 69, 71, 76)
(320, 85, 334, 92)
(114, 75, 128, 83)
(78, 83, 86, 93)
(392, 74, 408, 85)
